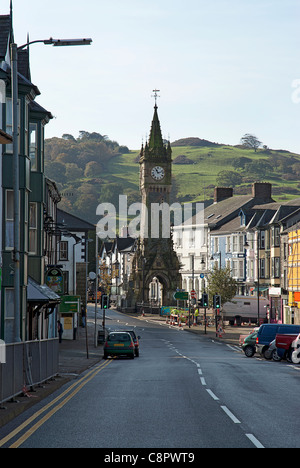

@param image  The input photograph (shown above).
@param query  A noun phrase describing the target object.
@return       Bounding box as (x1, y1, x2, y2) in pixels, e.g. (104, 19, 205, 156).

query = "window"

(232, 236, 238, 252)
(249, 259, 254, 279)
(29, 123, 38, 170)
(232, 260, 238, 277)
(59, 241, 68, 261)
(226, 236, 231, 253)
(260, 258, 265, 278)
(189, 230, 195, 248)
(4, 289, 14, 343)
(29, 203, 37, 254)
(272, 257, 280, 278)
(239, 235, 244, 253)
(6, 98, 20, 153)
(238, 260, 244, 278)
(260, 231, 265, 249)
(274, 227, 280, 247)
(5, 190, 14, 249)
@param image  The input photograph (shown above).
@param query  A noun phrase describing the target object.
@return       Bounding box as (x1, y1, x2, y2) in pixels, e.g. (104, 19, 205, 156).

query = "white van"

(222, 295, 269, 325)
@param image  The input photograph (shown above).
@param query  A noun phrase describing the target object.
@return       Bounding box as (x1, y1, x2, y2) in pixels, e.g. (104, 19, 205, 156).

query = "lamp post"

(11, 37, 92, 343)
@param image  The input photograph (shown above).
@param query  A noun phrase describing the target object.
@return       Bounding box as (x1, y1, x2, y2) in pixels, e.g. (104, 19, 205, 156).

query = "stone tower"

(128, 103, 181, 307)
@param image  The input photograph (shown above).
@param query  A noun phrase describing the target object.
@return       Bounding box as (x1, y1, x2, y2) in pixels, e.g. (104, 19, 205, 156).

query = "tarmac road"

(0, 308, 300, 448)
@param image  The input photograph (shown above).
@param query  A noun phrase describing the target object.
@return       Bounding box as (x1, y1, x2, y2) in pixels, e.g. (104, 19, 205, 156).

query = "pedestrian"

(81, 305, 86, 328)
(57, 320, 63, 343)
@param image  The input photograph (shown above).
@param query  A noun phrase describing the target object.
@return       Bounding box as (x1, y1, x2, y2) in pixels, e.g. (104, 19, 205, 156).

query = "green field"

(46, 134, 300, 223)
(104, 144, 300, 204)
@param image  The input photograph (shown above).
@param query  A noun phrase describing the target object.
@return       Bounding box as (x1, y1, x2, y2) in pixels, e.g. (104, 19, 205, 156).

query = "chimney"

(214, 187, 233, 203)
(252, 182, 272, 200)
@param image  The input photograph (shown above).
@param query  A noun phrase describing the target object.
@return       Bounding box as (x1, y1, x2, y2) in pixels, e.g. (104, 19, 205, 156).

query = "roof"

(57, 208, 95, 232)
(115, 237, 136, 252)
(0, 128, 12, 144)
(27, 277, 60, 303)
(30, 100, 53, 122)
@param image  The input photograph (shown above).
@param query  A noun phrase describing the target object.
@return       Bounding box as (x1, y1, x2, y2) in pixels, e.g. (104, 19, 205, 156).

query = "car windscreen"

(108, 334, 131, 342)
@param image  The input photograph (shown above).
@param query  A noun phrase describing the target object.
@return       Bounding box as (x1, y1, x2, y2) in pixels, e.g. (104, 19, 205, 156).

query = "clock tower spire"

(127, 96, 181, 309)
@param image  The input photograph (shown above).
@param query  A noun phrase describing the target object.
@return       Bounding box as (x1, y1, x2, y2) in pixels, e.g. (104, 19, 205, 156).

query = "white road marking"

(221, 406, 241, 424)
(206, 389, 219, 401)
(246, 434, 265, 449)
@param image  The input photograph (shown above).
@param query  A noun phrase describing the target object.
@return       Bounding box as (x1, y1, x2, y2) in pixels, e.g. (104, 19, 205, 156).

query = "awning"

(0, 129, 13, 144)
(27, 277, 61, 304)
(251, 287, 269, 293)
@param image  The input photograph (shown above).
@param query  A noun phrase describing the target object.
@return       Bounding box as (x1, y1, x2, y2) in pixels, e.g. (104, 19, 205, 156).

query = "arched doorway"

(144, 272, 170, 307)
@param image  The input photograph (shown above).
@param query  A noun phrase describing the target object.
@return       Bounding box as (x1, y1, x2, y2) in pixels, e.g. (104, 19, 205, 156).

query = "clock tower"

(128, 101, 181, 308)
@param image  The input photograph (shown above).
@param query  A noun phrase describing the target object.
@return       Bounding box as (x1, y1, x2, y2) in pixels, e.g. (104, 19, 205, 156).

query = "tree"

(207, 266, 237, 307)
(244, 159, 273, 179)
(216, 170, 242, 187)
(84, 161, 103, 178)
(240, 134, 262, 152)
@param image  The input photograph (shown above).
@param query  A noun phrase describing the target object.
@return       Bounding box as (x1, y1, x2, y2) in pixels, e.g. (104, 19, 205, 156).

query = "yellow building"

(288, 228, 300, 324)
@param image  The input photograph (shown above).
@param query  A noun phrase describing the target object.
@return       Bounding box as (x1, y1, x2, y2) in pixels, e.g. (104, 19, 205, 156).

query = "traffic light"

(202, 293, 208, 308)
(102, 294, 109, 309)
(213, 294, 221, 309)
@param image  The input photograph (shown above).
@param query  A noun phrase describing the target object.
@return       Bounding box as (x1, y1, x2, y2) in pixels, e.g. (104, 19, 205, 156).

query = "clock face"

(151, 166, 165, 181)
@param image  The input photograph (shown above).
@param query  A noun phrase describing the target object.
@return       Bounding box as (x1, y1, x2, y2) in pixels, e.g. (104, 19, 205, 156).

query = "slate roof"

(57, 209, 95, 232)
(27, 277, 60, 303)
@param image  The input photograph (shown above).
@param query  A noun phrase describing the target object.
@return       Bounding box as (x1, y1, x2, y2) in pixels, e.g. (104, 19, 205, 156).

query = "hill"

(44, 132, 300, 224)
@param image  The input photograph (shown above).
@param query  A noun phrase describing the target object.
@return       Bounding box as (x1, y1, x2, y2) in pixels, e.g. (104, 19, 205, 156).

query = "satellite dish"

(89, 272, 97, 280)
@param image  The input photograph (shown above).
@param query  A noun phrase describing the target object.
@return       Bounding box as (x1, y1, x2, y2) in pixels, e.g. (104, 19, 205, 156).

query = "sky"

(5, 0, 300, 153)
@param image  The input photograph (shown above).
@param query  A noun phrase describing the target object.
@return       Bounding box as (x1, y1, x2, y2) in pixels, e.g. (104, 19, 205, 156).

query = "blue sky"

(7, 0, 300, 152)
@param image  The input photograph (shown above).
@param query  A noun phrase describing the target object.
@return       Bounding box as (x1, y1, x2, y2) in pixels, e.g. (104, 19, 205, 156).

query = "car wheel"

(244, 345, 255, 358)
(130, 353, 135, 359)
(286, 349, 293, 363)
(103, 353, 108, 360)
(272, 349, 282, 361)
(263, 348, 272, 359)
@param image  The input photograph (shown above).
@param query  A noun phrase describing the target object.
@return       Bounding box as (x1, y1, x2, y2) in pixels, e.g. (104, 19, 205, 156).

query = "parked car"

(275, 333, 299, 362)
(241, 329, 259, 357)
(122, 330, 140, 357)
(263, 340, 285, 361)
(291, 334, 300, 364)
(104, 332, 135, 359)
(256, 324, 300, 358)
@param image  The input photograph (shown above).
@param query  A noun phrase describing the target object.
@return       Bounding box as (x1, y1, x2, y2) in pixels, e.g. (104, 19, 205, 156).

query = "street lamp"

(11, 36, 92, 342)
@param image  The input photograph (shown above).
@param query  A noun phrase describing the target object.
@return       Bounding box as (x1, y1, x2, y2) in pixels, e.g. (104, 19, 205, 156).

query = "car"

(104, 332, 135, 359)
(241, 329, 259, 357)
(263, 339, 285, 361)
(291, 334, 300, 364)
(275, 333, 299, 362)
(256, 324, 300, 357)
(122, 330, 140, 357)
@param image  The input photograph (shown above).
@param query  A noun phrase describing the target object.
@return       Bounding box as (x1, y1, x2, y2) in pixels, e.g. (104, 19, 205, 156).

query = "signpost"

(173, 291, 189, 301)
(59, 295, 80, 340)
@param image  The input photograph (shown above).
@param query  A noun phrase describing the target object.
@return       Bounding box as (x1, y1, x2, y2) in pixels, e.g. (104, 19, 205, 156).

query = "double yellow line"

(0, 359, 112, 448)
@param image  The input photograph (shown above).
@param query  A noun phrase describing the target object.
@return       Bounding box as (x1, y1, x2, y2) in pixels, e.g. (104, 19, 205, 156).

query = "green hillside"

(44, 132, 300, 224)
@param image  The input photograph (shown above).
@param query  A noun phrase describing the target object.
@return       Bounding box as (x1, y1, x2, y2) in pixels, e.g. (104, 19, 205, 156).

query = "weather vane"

(152, 89, 160, 106)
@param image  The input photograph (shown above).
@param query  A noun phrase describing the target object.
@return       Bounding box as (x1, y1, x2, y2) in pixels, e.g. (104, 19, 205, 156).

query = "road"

(0, 308, 300, 449)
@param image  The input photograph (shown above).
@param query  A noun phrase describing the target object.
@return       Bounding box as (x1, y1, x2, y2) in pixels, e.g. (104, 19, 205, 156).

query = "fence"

(0, 338, 59, 406)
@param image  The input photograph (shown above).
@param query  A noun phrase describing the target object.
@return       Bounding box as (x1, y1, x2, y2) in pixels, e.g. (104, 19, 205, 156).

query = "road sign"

(190, 289, 196, 299)
(174, 291, 189, 300)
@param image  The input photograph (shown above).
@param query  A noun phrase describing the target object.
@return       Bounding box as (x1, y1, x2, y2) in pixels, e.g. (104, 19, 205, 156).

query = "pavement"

(0, 310, 251, 429)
